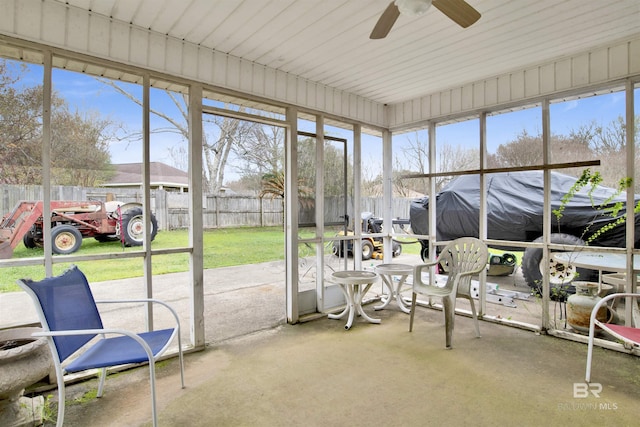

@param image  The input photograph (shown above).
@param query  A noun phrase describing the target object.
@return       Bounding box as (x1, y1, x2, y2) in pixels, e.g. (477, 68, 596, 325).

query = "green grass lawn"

(3, 226, 525, 292)
(0, 227, 422, 293)
(1, 227, 286, 292)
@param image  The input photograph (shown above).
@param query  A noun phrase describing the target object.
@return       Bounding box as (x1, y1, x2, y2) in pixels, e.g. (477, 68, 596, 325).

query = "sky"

(50, 69, 188, 166)
(9, 59, 637, 183)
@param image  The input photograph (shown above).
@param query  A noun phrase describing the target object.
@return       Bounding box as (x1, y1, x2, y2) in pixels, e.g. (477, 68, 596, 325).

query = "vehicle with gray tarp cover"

(409, 171, 640, 295)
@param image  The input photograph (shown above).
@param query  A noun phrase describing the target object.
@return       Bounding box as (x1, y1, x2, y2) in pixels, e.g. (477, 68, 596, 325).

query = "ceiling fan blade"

(370, 2, 401, 39)
(433, 0, 481, 28)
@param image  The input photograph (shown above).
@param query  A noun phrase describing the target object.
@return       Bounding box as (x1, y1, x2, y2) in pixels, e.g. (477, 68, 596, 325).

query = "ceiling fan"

(370, 0, 481, 39)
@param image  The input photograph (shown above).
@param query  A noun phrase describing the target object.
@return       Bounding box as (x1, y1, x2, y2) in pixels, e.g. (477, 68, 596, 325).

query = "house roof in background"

(104, 162, 188, 189)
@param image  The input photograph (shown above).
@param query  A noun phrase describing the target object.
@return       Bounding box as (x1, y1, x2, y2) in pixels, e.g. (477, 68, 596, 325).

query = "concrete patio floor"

(50, 283, 640, 426)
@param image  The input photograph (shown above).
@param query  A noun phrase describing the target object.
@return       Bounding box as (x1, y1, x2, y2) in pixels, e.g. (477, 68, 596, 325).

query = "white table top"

(553, 252, 640, 272)
(331, 270, 378, 285)
(375, 263, 413, 275)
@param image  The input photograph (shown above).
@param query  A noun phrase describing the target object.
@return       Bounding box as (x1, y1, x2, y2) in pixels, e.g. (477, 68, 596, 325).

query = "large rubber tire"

(23, 232, 37, 249)
(94, 235, 120, 243)
(22, 226, 43, 249)
(420, 243, 429, 261)
(521, 233, 594, 298)
(51, 225, 83, 255)
(362, 240, 374, 260)
(392, 241, 402, 257)
(332, 241, 341, 256)
(120, 207, 158, 246)
(332, 239, 347, 257)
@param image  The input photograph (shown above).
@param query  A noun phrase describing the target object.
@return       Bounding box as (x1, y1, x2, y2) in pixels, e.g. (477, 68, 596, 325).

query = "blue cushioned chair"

(18, 265, 185, 427)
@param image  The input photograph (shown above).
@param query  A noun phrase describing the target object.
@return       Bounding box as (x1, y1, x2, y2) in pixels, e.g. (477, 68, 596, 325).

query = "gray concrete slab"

(1, 260, 288, 344)
(6, 257, 640, 426)
(57, 304, 640, 426)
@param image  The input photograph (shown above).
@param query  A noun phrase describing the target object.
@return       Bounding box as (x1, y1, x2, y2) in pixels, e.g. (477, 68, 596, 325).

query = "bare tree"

(167, 144, 188, 172)
(487, 130, 543, 168)
(576, 115, 640, 191)
(436, 144, 479, 190)
(234, 124, 284, 176)
(398, 133, 430, 194)
(204, 115, 258, 193)
(97, 77, 260, 194)
(397, 133, 479, 193)
(573, 117, 625, 155)
(0, 60, 114, 185)
(486, 116, 640, 190)
(487, 130, 594, 167)
(361, 161, 382, 196)
(51, 109, 115, 186)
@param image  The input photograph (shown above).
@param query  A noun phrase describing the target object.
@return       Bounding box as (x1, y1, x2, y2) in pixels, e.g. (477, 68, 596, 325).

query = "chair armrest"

(453, 267, 484, 281)
(33, 327, 153, 339)
(414, 261, 439, 285)
(32, 328, 156, 362)
(589, 292, 640, 344)
(590, 293, 640, 330)
(591, 292, 639, 310)
(95, 299, 182, 359)
(451, 261, 487, 282)
(96, 298, 182, 327)
(414, 260, 438, 274)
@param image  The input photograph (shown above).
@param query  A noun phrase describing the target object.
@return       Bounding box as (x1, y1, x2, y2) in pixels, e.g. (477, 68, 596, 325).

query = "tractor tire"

(332, 240, 345, 257)
(521, 233, 595, 299)
(362, 240, 374, 260)
(23, 233, 37, 249)
(51, 225, 83, 255)
(121, 207, 158, 246)
(94, 235, 120, 243)
(420, 244, 429, 261)
(23, 226, 43, 249)
(392, 241, 402, 257)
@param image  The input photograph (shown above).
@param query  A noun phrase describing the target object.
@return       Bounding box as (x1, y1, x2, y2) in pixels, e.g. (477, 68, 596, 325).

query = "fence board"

(0, 185, 414, 231)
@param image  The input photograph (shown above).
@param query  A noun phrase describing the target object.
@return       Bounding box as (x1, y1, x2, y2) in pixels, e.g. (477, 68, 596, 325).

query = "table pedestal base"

(328, 282, 380, 330)
(374, 264, 413, 314)
(374, 274, 411, 313)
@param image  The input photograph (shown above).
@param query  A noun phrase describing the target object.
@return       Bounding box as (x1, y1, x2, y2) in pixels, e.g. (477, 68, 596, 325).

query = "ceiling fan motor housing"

(395, 0, 433, 17)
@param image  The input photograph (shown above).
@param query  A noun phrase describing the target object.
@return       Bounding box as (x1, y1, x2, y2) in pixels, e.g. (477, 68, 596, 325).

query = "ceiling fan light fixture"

(394, 0, 432, 17)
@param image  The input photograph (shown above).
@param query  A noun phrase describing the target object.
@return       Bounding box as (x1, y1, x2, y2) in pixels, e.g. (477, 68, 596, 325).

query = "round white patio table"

(553, 251, 640, 293)
(374, 263, 413, 314)
(328, 270, 381, 330)
(553, 252, 640, 273)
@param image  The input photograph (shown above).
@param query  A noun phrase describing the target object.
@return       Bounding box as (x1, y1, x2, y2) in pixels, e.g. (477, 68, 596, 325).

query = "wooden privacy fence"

(0, 185, 415, 231)
(161, 191, 284, 229)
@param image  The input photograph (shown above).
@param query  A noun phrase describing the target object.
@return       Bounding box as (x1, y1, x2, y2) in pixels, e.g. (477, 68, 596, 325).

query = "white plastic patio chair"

(17, 265, 185, 427)
(409, 237, 489, 349)
(586, 292, 640, 382)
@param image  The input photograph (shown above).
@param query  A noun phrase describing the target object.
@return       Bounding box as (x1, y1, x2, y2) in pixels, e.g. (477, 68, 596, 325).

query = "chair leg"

(586, 342, 594, 383)
(149, 361, 158, 427)
(443, 295, 455, 349)
(409, 292, 417, 332)
(97, 367, 107, 397)
(55, 366, 66, 427)
(177, 332, 185, 389)
(586, 324, 597, 382)
(467, 297, 481, 338)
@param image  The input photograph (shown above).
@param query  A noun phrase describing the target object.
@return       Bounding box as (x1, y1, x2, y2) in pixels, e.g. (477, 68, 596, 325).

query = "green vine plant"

(528, 277, 569, 329)
(552, 168, 640, 245)
(543, 168, 639, 325)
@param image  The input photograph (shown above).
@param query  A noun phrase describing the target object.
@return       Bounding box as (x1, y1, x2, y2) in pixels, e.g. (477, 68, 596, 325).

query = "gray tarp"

(409, 171, 640, 249)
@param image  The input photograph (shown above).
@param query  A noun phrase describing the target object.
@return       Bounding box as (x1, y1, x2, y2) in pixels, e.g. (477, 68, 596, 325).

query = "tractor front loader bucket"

(0, 240, 12, 259)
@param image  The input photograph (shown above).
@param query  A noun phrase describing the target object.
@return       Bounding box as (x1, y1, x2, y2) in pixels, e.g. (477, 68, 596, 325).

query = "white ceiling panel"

(56, 0, 640, 105)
